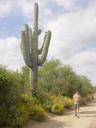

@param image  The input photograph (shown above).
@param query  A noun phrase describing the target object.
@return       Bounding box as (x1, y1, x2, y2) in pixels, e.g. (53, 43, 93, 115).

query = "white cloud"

(69, 50, 96, 66)
(16, 0, 90, 19)
(0, 37, 24, 70)
(0, 0, 96, 84)
(0, 2, 12, 17)
(17, 0, 54, 27)
(45, 0, 96, 84)
(17, 0, 34, 17)
(52, 0, 77, 10)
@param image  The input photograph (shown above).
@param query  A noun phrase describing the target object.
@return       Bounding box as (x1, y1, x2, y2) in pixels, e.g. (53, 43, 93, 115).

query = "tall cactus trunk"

(20, 2, 51, 93)
(30, 3, 38, 91)
(29, 68, 38, 92)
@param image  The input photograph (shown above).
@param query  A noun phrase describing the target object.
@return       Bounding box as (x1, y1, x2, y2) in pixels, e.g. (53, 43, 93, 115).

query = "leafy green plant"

(51, 103, 64, 114)
(63, 97, 74, 108)
(0, 66, 29, 127)
(10, 103, 29, 128)
(29, 104, 46, 121)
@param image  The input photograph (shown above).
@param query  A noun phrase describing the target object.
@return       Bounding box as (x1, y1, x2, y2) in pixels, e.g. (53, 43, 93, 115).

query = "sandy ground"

(24, 95, 96, 128)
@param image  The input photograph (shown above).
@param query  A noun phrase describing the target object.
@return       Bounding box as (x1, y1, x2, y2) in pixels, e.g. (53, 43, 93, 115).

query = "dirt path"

(25, 95, 96, 128)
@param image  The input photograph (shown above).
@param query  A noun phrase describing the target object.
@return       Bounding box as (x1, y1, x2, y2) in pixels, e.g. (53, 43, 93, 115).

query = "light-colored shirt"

(73, 93, 81, 104)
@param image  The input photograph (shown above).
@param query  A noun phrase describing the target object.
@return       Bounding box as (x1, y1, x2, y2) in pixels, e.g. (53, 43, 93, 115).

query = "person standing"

(73, 91, 81, 118)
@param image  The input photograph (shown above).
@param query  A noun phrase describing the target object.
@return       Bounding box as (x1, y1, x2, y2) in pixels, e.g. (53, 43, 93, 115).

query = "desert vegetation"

(0, 59, 94, 127)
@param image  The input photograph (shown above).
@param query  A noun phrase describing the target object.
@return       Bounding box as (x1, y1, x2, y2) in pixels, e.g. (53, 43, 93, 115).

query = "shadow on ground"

(24, 117, 67, 128)
(80, 111, 96, 114)
(80, 110, 96, 118)
(82, 115, 96, 117)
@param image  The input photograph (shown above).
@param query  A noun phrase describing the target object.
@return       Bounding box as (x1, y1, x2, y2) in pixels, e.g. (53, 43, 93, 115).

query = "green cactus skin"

(20, 3, 51, 92)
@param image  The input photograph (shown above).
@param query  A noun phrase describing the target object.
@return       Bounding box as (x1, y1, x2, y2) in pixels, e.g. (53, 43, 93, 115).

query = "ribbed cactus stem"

(20, 3, 51, 92)
(30, 3, 38, 91)
(38, 30, 51, 65)
(21, 27, 31, 68)
(33, 3, 38, 31)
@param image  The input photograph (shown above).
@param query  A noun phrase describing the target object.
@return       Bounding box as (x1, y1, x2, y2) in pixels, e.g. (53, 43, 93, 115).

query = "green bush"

(86, 94, 94, 101)
(43, 99, 53, 112)
(32, 91, 52, 111)
(29, 104, 46, 121)
(20, 93, 33, 104)
(51, 103, 64, 114)
(32, 91, 74, 115)
(63, 97, 74, 108)
(10, 103, 29, 128)
(0, 67, 29, 127)
(51, 95, 73, 109)
(80, 97, 87, 105)
(80, 95, 93, 105)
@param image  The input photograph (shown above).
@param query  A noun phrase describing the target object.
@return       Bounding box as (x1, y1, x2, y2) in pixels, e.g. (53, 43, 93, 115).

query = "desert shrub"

(29, 104, 46, 121)
(43, 99, 53, 112)
(51, 103, 64, 114)
(32, 91, 74, 115)
(80, 97, 87, 105)
(86, 94, 94, 101)
(80, 94, 94, 105)
(32, 91, 53, 111)
(20, 92, 47, 121)
(32, 91, 50, 104)
(0, 67, 29, 127)
(51, 95, 73, 109)
(9, 103, 29, 128)
(63, 97, 74, 108)
(51, 95, 64, 105)
(20, 93, 31, 103)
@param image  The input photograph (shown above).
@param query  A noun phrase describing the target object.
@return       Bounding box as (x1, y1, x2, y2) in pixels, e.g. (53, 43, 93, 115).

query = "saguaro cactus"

(20, 3, 51, 92)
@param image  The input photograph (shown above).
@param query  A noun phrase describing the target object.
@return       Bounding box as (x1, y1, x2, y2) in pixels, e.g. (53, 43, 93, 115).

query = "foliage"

(38, 59, 62, 93)
(20, 66, 30, 93)
(10, 103, 29, 128)
(0, 66, 30, 127)
(38, 59, 93, 98)
(51, 103, 64, 114)
(32, 91, 73, 114)
(0, 57, 94, 127)
(63, 97, 74, 108)
(29, 104, 46, 121)
(80, 94, 94, 105)
(32, 90, 53, 112)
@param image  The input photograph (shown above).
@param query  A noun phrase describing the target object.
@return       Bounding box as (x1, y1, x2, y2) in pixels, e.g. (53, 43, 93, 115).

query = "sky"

(0, 0, 96, 85)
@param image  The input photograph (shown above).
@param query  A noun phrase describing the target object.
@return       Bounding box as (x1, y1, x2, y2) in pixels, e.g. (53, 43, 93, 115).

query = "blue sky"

(0, 5, 29, 38)
(0, 0, 96, 85)
(0, 0, 91, 38)
(0, 12, 26, 38)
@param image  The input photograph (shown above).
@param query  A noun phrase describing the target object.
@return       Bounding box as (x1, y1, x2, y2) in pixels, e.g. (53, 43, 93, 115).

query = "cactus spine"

(20, 3, 51, 92)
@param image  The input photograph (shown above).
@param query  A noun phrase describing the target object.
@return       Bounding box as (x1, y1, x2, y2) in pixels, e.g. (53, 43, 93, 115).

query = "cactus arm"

(29, 27, 32, 49)
(38, 29, 41, 35)
(20, 25, 32, 68)
(38, 30, 51, 66)
(38, 42, 44, 54)
(38, 29, 42, 54)
(29, 27, 33, 56)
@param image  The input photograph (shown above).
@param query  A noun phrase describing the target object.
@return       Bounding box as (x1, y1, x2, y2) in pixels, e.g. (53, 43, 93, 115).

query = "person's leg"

(74, 104, 77, 116)
(77, 103, 80, 118)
